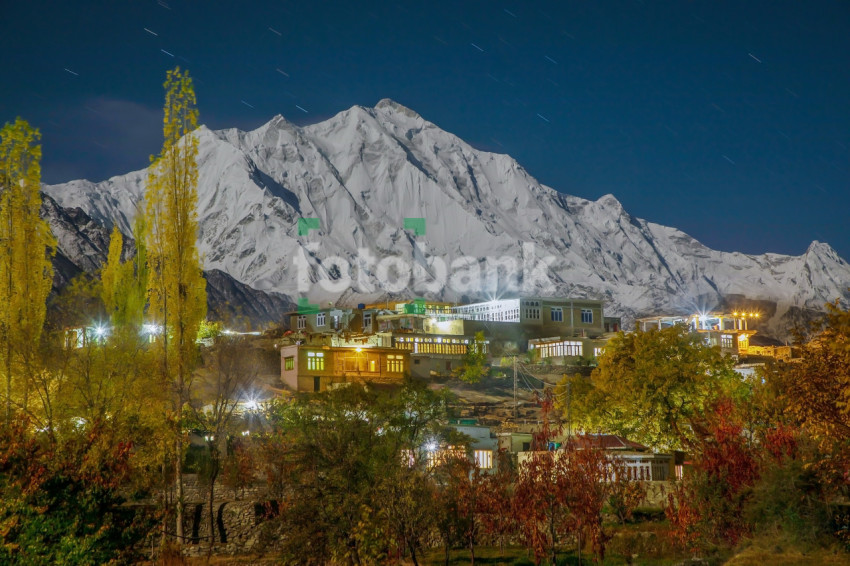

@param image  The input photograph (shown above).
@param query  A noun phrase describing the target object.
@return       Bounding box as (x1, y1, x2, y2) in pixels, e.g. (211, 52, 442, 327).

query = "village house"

(636, 311, 760, 357)
(516, 433, 679, 482)
(283, 296, 622, 384)
(279, 344, 409, 392)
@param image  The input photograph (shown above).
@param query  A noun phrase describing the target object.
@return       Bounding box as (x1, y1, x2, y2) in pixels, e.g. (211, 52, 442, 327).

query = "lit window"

(284, 356, 294, 370)
(363, 312, 372, 329)
(386, 354, 404, 373)
(721, 334, 733, 349)
(297, 316, 306, 330)
(474, 450, 493, 469)
(306, 351, 325, 371)
(550, 307, 563, 322)
(581, 309, 593, 324)
(593, 347, 604, 358)
(316, 312, 326, 326)
(538, 340, 582, 358)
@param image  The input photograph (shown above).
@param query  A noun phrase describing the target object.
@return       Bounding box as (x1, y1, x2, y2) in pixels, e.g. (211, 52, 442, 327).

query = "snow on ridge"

(42, 100, 850, 329)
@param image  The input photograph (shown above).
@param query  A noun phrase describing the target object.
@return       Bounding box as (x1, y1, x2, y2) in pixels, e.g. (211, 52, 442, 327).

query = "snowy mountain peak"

(42, 101, 850, 333)
(374, 98, 422, 120)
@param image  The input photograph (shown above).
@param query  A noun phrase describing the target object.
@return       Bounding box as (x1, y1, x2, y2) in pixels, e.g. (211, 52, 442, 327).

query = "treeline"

(227, 382, 646, 566)
(561, 308, 850, 556)
(0, 66, 210, 564)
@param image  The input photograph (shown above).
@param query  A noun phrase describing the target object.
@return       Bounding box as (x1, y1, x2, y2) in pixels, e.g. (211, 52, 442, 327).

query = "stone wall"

(176, 474, 279, 557)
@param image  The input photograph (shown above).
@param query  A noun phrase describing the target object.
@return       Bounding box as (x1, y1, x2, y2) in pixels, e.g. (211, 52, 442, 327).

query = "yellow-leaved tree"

(0, 118, 56, 425)
(144, 67, 207, 544)
(100, 214, 148, 330)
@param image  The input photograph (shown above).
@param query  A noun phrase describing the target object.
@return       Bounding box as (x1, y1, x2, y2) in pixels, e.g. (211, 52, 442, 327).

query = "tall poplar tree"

(100, 216, 148, 330)
(0, 119, 56, 425)
(144, 67, 207, 543)
(101, 226, 132, 328)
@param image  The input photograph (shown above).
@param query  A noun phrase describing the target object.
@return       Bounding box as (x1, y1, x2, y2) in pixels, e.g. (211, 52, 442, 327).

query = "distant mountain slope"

(44, 99, 850, 333)
(42, 195, 293, 328)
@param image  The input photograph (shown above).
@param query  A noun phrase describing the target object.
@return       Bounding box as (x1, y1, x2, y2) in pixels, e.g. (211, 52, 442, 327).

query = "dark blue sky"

(1, 0, 848, 259)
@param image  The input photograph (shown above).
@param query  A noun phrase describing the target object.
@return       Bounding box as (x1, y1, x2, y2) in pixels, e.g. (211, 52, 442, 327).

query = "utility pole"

(513, 355, 518, 421)
(566, 376, 572, 439)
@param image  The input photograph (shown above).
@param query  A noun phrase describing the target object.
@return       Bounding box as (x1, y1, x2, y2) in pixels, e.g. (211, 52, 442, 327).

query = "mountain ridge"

(43, 99, 850, 334)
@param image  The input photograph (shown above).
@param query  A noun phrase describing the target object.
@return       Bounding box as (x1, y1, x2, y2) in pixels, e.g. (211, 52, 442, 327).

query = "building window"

(386, 354, 404, 373)
(721, 334, 733, 349)
(581, 309, 593, 324)
(316, 312, 326, 327)
(538, 340, 583, 358)
(593, 347, 604, 358)
(523, 300, 540, 320)
(306, 351, 324, 371)
(474, 450, 493, 470)
(363, 312, 372, 330)
(284, 356, 294, 370)
(550, 307, 563, 322)
(296, 316, 306, 330)
(332, 315, 340, 329)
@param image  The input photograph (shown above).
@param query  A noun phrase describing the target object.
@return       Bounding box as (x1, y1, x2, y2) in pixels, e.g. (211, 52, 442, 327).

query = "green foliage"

(145, 65, 206, 391)
(743, 441, 833, 550)
(561, 325, 742, 451)
(258, 381, 459, 564)
(100, 222, 148, 331)
(144, 66, 207, 540)
(0, 420, 149, 565)
(0, 118, 56, 424)
(197, 319, 223, 340)
(456, 331, 489, 383)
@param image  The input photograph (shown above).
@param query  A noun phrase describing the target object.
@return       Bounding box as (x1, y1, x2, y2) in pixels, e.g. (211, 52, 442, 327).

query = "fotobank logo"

(293, 217, 557, 297)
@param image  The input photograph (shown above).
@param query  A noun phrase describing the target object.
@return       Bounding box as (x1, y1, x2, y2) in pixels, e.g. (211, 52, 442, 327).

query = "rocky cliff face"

(43, 99, 850, 333)
(41, 195, 293, 328)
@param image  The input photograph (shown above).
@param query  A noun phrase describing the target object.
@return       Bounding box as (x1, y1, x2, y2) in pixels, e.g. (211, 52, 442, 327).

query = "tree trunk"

(409, 540, 419, 566)
(175, 436, 184, 543)
(549, 510, 557, 566)
(208, 448, 220, 552)
(577, 526, 582, 566)
(209, 477, 216, 550)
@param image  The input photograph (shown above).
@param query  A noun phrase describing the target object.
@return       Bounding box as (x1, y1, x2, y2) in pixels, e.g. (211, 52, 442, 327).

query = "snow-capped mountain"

(44, 99, 850, 332)
(41, 195, 294, 327)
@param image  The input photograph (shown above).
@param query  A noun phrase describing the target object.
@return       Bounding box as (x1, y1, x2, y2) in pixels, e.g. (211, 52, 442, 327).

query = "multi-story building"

(282, 296, 621, 387)
(280, 344, 409, 392)
(636, 311, 760, 357)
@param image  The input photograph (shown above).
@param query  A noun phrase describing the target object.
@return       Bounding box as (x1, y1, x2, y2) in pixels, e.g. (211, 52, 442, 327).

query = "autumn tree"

(513, 449, 572, 565)
(456, 331, 489, 383)
(144, 66, 207, 544)
(0, 418, 151, 564)
(477, 451, 516, 553)
(560, 325, 743, 451)
(0, 118, 56, 425)
(665, 398, 760, 550)
(101, 216, 148, 330)
(512, 391, 572, 565)
(259, 382, 457, 564)
(189, 335, 260, 550)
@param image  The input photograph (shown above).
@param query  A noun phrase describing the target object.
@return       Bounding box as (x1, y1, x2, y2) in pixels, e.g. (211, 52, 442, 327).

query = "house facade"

(280, 344, 410, 392)
(281, 296, 621, 387)
(636, 311, 760, 357)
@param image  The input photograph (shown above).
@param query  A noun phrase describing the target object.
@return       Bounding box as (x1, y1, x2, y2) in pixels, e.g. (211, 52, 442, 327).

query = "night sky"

(1, 0, 848, 259)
